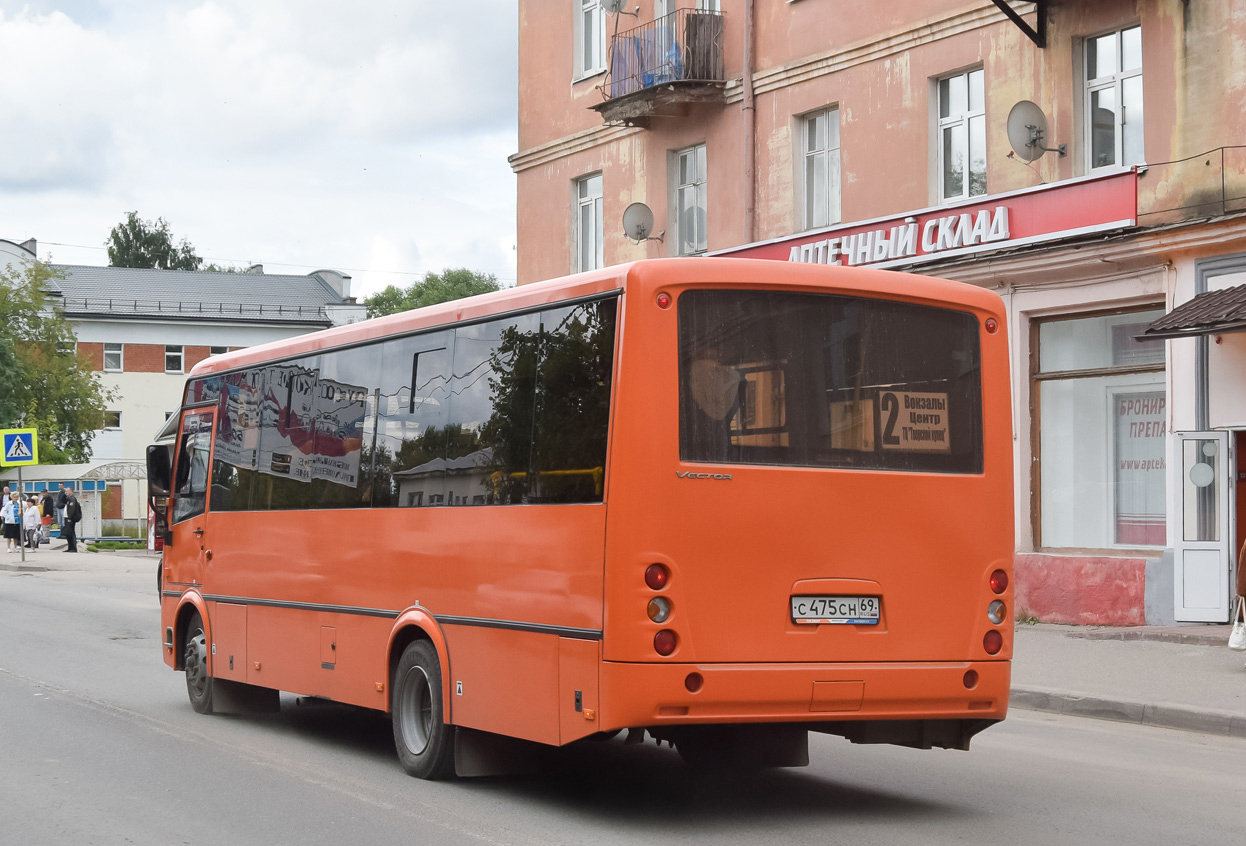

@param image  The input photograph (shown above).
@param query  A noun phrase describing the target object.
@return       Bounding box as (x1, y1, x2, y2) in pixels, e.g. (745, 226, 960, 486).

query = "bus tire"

(392, 640, 455, 779)
(184, 611, 214, 715)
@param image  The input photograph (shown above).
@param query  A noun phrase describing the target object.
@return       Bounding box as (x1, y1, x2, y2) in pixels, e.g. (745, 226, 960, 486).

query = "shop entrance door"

(1174, 431, 1232, 622)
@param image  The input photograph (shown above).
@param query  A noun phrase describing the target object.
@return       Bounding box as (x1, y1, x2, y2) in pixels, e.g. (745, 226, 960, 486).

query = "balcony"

(590, 9, 726, 127)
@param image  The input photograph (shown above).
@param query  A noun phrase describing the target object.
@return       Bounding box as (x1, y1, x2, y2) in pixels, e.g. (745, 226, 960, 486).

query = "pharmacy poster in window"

(1114, 390, 1166, 546)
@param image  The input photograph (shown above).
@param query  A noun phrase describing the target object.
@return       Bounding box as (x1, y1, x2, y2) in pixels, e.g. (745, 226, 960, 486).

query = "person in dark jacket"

(63, 487, 83, 553)
(40, 490, 55, 543)
(55, 483, 68, 532)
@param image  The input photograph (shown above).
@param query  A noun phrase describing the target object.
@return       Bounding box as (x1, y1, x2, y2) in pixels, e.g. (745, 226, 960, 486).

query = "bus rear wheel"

(184, 611, 214, 714)
(392, 640, 455, 779)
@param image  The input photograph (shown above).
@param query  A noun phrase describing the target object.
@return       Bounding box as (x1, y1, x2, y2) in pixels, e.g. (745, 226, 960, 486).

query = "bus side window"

(172, 431, 210, 524)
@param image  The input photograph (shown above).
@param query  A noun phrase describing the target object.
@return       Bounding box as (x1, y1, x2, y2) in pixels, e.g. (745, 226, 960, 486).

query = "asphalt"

(6, 542, 1246, 738)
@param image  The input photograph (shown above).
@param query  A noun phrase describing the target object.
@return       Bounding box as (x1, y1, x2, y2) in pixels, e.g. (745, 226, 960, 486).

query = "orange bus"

(149, 257, 1013, 778)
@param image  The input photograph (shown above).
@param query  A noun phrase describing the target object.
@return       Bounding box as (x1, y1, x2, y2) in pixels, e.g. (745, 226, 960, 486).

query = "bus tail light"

(645, 563, 670, 591)
(963, 670, 979, 689)
(684, 672, 703, 693)
(647, 597, 672, 623)
(983, 630, 1003, 655)
(989, 569, 1008, 594)
(654, 629, 677, 656)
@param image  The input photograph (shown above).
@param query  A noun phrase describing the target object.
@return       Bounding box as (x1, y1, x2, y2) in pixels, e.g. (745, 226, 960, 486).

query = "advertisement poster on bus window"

(311, 378, 367, 487)
(215, 370, 261, 470)
(258, 365, 316, 482)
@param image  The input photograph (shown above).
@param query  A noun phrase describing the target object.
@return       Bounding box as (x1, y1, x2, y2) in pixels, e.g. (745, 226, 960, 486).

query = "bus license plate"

(791, 595, 880, 625)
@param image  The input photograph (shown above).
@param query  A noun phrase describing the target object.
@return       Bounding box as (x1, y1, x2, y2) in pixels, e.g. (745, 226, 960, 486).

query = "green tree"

(364, 268, 501, 318)
(106, 211, 203, 270)
(0, 261, 115, 462)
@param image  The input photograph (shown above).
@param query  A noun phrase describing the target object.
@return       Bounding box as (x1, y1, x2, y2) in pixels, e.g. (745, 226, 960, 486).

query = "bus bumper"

(599, 659, 1010, 730)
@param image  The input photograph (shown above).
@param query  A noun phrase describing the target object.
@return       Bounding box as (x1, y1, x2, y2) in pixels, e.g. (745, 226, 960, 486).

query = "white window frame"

(574, 0, 606, 80)
(673, 143, 708, 255)
(103, 342, 123, 372)
(165, 345, 184, 374)
(800, 107, 841, 230)
(1084, 25, 1144, 171)
(210, 346, 229, 357)
(696, 0, 720, 10)
(574, 173, 604, 273)
(937, 68, 986, 203)
(103, 410, 122, 430)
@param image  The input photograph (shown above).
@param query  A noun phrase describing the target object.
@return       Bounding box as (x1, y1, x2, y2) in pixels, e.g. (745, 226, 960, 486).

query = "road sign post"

(2, 429, 39, 565)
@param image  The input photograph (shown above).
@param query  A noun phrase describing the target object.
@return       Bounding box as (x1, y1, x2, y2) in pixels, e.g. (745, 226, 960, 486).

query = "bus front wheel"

(184, 611, 214, 715)
(392, 640, 455, 779)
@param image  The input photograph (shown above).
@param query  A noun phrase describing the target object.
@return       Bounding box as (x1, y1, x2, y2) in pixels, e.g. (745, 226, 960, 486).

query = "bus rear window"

(678, 290, 983, 474)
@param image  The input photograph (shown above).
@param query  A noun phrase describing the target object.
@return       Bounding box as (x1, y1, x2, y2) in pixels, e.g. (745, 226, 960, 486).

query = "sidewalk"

(0, 539, 156, 571)
(1012, 622, 1246, 737)
(5, 546, 1245, 737)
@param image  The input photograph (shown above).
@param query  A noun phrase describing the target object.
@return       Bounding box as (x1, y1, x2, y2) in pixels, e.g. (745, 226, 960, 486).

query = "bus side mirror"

(147, 445, 172, 496)
(147, 445, 173, 546)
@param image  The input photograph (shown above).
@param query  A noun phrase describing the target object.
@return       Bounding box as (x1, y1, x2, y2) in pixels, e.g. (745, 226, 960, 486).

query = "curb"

(1011, 686, 1246, 738)
(1065, 630, 1231, 648)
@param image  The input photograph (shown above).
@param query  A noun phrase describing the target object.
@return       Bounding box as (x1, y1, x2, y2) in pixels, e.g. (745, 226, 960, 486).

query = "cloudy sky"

(0, 0, 519, 298)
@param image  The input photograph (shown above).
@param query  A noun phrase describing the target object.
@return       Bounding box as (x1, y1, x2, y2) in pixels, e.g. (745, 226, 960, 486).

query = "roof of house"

(47, 264, 352, 326)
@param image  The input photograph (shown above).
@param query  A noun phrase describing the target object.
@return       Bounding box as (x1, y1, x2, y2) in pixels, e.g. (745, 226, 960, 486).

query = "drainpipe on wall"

(743, 0, 756, 244)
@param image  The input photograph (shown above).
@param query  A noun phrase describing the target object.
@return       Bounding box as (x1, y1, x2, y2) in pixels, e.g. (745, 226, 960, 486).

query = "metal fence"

(607, 8, 725, 99)
(59, 297, 329, 320)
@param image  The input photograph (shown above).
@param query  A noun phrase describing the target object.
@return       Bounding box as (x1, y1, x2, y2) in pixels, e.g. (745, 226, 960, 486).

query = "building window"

(938, 69, 985, 202)
(1086, 25, 1143, 170)
(575, 0, 605, 79)
(674, 144, 708, 255)
(802, 108, 841, 230)
(575, 173, 604, 272)
(210, 346, 229, 357)
(103, 411, 122, 430)
(103, 343, 123, 372)
(1034, 307, 1166, 549)
(165, 345, 184, 373)
(696, 0, 720, 9)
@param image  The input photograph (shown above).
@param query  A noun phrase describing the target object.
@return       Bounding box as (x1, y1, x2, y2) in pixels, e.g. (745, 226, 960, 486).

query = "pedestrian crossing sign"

(0, 428, 38, 467)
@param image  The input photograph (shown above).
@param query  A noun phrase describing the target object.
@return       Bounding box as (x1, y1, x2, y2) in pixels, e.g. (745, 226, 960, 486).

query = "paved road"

(1, 554, 1240, 846)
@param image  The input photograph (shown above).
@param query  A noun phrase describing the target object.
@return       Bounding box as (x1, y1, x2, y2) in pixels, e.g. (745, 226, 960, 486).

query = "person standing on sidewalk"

(39, 489, 54, 543)
(2, 492, 21, 553)
(22, 497, 41, 551)
(63, 488, 83, 553)
(55, 483, 68, 534)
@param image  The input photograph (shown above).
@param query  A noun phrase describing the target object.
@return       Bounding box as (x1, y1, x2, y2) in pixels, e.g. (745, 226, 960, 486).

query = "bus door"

(167, 408, 216, 590)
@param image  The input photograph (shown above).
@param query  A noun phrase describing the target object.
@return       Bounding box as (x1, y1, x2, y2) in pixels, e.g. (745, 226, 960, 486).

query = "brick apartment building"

(1, 239, 366, 534)
(510, 1, 1246, 625)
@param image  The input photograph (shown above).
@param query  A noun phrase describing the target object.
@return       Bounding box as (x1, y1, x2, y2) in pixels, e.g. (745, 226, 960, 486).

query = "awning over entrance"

(1137, 284, 1246, 341)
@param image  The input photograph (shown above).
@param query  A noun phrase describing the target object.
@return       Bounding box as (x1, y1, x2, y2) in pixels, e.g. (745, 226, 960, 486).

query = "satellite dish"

(1007, 100, 1067, 162)
(600, 0, 625, 13)
(623, 202, 663, 243)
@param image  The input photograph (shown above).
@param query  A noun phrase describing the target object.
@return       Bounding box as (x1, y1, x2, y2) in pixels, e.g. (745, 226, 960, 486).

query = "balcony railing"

(1136, 146, 1246, 225)
(604, 9, 724, 100)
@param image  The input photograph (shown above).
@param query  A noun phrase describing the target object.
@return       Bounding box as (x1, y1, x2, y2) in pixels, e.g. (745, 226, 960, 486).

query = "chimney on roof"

(20, 238, 36, 256)
(246, 264, 264, 274)
(313, 269, 352, 301)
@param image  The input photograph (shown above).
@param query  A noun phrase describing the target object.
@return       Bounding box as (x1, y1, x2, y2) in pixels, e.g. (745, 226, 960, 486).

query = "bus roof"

(186, 258, 1001, 379)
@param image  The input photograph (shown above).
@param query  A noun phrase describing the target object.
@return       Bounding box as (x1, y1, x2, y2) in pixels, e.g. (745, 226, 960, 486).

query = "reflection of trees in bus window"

(458, 314, 539, 504)
(527, 300, 616, 503)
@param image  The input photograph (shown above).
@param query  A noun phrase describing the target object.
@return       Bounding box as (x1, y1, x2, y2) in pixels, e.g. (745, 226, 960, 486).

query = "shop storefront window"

(1036, 308, 1166, 548)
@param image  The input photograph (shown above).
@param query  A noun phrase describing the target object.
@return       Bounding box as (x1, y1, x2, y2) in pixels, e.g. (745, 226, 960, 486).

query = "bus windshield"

(678, 289, 983, 473)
